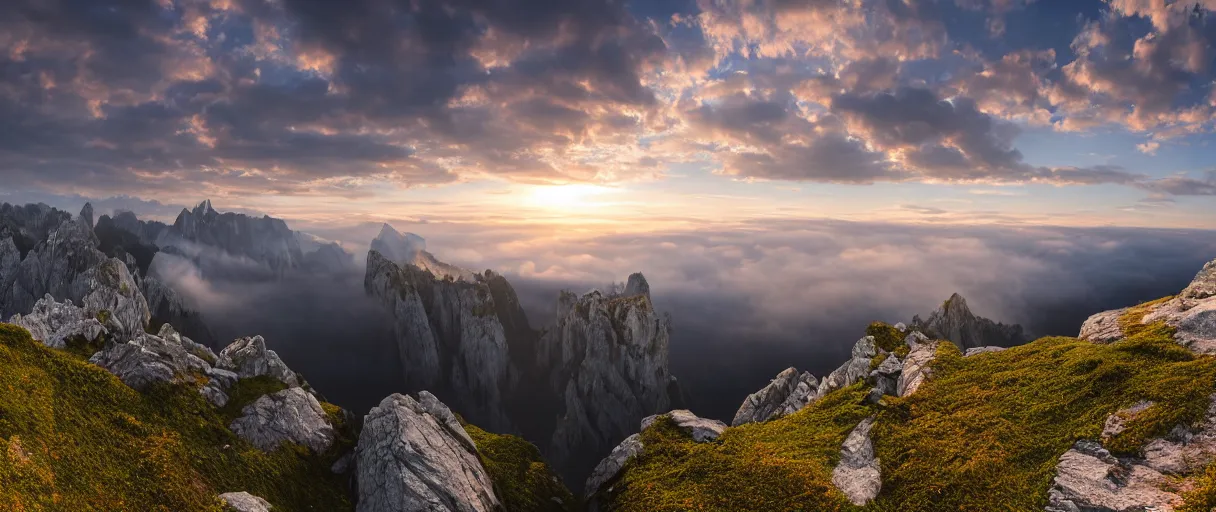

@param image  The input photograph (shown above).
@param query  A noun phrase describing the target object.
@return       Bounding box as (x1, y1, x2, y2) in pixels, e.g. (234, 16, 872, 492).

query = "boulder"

(218, 336, 300, 387)
(8, 294, 107, 349)
(963, 346, 1006, 357)
(1182, 259, 1216, 301)
(1045, 440, 1179, 512)
(584, 433, 644, 498)
(1078, 308, 1127, 343)
(355, 392, 500, 512)
(831, 417, 880, 506)
(229, 387, 335, 454)
(732, 367, 819, 426)
(1101, 401, 1154, 441)
(816, 336, 877, 399)
(867, 355, 902, 403)
(90, 331, 209, 391)
(219, 492, 272, 512)
(897, 340, 940, 397)
(641, 410, 726, 443)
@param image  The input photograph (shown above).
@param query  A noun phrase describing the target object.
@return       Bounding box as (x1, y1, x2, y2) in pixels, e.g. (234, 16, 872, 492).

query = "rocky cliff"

(586, 257, 1216, 512)
(364, 225, 677, 489)
(911, 292, 1026, 350)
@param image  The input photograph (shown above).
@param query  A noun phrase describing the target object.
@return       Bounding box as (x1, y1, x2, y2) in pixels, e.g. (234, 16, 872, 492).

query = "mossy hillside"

(602, 297, 1216, 512)
(602, 385, 874, 512)
(0, 323, 354, 511)
(464, 423, 578, 512)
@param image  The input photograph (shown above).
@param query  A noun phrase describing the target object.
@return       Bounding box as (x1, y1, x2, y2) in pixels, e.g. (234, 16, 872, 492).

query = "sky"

(1, 0, 1216, 229)
(3, 0, 1216, 420)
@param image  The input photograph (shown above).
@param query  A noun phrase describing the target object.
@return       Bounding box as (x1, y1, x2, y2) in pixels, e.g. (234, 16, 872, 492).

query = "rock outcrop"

(732, 367, 818, 426)
(897, 338, 941, 397)
(831, 417, 880, 506)
(369, 223, 427, 266)
(8, 294, 107, 349)
(356, 392, 500, 512)
(538, 283, 676, 487)
(911, 293, 1025, 350)
(219, 492, 273, 512)
(1080, 257, 1216, 354)
(641, 409, 726, 443)
(89, 329, 211, 391)
(584, 433, 644, 499)
(229, 387, 336, 454)
(816, 335, 878, 399)
(364, 246, 513, 432)
(169, 200, 305, 274)
(585, 409, 722, 502)
(0, 203, 150, 340)
(217, 335, 301, 387)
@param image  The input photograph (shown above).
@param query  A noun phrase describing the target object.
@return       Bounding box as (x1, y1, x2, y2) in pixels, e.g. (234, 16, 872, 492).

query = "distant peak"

(943, 293, 969, 311)
(624, 272, 651, 299)
(377, 223, 401, 239)
(192, 199, 216, 217)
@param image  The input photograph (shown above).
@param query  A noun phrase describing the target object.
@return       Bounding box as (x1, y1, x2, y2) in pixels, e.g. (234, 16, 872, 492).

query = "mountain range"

(3, 199, 1213, 511)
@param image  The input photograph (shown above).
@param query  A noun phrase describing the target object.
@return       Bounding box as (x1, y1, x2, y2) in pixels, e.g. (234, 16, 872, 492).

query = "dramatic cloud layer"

(4, 0, 1216, 203)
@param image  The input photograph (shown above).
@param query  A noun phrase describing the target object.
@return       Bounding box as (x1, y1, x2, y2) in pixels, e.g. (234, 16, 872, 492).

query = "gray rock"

(355, 393, 500, 512)
(816, 336, 877, 399)
(1101, 401, 1154, 441)
(219, 491, 272, 512)
(369, 223, 427, 265)
(201, 384, 230, 408)
(1078, 308, 1127, 343)
(364, 249, 512, 432)
(167, 200, 306, 274)
(539, 284, 675, 485)
(894, 322, 907, 332)
(1183, 258, 1216, 301)
(8, 294, 107, 349)
(641, 410, 726, 443)
(964, 346, 1006, 357)
(218, 335, 300, 387)
(332, 452, 356, 474)
(897, 340, 940, 397)
(831, 417, 880, 506)
(90, 331, 208, 391)
(159, 323, 217, 365)
(229, 387, 335, 454)
(623, 272, 650, 299)
(732, 367, 820, 426)
(1140, 393, 1216, 475)
(867, 355, 903, 403)
(1045, 440, 1179, 512)
(584, 433, 644, 499)
(910, 293, 1026, 350)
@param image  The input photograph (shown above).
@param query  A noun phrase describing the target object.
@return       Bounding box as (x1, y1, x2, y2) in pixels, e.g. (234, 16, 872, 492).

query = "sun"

(526, 184, 612, 208)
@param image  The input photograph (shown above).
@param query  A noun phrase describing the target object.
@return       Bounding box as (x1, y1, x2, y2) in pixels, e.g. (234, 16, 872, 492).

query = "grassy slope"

(465, 423, 579, 512)
(0, 323, 355, 512)
(602, 306, 1216, 512)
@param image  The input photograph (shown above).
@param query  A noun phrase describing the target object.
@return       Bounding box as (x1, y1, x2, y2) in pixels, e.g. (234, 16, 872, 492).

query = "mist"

(158, 218, 1216, 423)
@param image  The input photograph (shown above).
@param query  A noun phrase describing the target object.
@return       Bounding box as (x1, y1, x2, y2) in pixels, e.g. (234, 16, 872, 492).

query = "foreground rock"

(230, 387, 335, 454)
(1080, 257, 1216, 354)
(642, 409, 726, 443)
(816, 336, 878, 399)
(585, 434, 644, 499)
(732, 367, 818, 426)
(1045, 440, 1179, 512)
(356, 392, 500, 512)
(897, 338, 941, 397)
(831, 417, 880, 506)
(219, 492, 273, 512)
(8, 294, 107, 349)
(911, 293, 1025, 350)
(90, 330, 210, 390)
(585, 408, 721, 502)
(218, 335, 300, 387)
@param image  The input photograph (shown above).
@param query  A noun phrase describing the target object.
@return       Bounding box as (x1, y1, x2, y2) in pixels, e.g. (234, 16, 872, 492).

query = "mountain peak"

(192, 199, 216, 217)
(942, 293, 969, 313)
(625, 272, 651, 299)
(370, 223, 426, 265)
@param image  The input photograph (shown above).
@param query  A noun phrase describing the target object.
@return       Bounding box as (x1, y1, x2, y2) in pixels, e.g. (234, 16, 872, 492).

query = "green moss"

(1118, 296, 1177, 340)
(601, 295, 1216, 512)
(220, 375, 289, 422)
(0, 323, 353, 511)
(866, 322, 905, 353)
(464, 423, 577, 512)
(1182, 460, 1216, 511)
(601, 385, 873, 512)
(95, 309, 111, 326)
(870, 352, 889, 371)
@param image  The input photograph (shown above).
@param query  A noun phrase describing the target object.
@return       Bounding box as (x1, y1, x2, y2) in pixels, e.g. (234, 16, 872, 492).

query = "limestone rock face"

(641, 410, 726, 443)
(911, 293, 1025, 350)
(364, 248, 512, 432)
(0, 203, 150, 340)
(169, 200, 305, 274)
(624, 272, 650, 299)
(229, 387, 335, 454)
(355, 392, 500, 512)
(831, 417, 880, 506)
(217, 336, 300, 387)
(584, 433, 643, 499)
(1045, 440, 1179, 512)
(1081, 258, 1216, 354)
(219, 492, 272, 512)
(8, 294, 107, 349)
(897, 340, 940, 397)
(90, 330, 210, 391)
(1078, 308, 1128, 343)
(816, 336, 878, 399)
(867, 355, 902, 402)
(732, 367, 819, 426)
(539, 283, 674, 487)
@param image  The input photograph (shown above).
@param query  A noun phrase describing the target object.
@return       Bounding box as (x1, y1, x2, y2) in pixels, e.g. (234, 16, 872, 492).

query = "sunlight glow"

(525, 184, 614, 209)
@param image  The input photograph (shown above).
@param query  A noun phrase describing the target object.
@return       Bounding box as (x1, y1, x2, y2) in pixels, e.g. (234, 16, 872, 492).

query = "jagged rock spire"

(624, 272, 650, 299)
